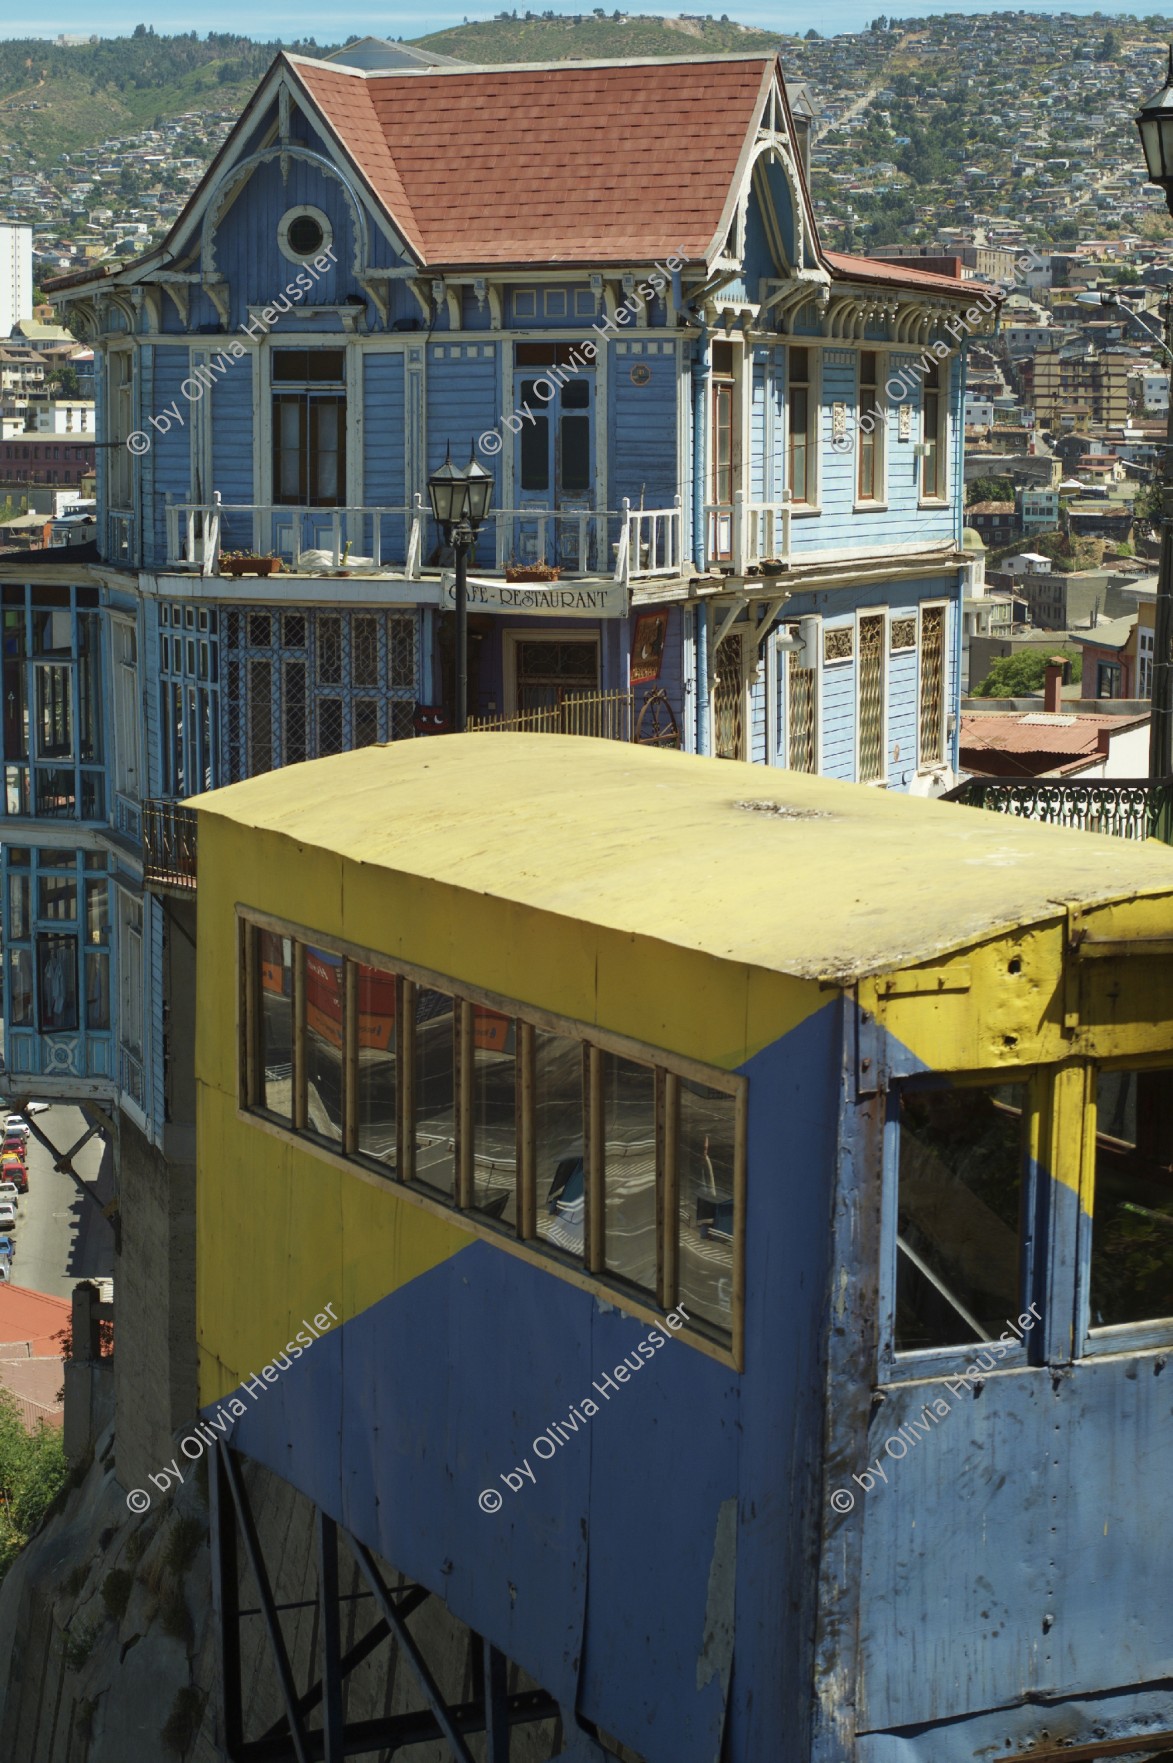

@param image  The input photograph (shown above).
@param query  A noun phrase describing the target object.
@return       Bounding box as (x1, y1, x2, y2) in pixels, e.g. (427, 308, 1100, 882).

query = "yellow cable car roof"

(192, 736, 1173, 983)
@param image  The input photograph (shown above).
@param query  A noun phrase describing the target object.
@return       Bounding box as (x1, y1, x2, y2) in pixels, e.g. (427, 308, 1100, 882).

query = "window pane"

(8, 875, 29, 941)
(36, 664, 72, 759)
(678, 1079, 736, 1332)
(896, 1084, 1026, 1352)
(258, 931, 294, 1122)
(560, 414, 591, 493)
(519, 389, 549, 491)
(37, 933, 78, 1032)
(535, 1030, 585, 1256)
(602, 1052, 657, 1293)
(85, 878, 109, 945)
(472, 1007, 517, 1225)
(414, 988, 455, 1195)
(86, 950, 110, 1029)
(7, 948, 32, 1027)
(309, 398, 344, 506)
(304, 946, 344, 1145)
(1091, 1068, 1173, 1329)
(38, 874, 77, 921)
(356, 963, 397, 1171)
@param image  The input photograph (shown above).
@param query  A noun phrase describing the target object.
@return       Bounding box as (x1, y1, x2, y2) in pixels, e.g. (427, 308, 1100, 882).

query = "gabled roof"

(289, 53, 775, 268)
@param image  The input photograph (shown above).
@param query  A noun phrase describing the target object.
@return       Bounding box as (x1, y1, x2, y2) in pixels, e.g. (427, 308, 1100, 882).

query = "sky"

(1, 0, 1171, 41)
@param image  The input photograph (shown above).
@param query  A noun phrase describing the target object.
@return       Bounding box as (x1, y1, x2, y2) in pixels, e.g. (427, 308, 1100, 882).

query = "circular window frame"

(277, 206, 333, 267)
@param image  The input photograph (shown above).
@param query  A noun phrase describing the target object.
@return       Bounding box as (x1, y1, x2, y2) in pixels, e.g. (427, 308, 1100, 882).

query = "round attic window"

(278, 206, 332, 265)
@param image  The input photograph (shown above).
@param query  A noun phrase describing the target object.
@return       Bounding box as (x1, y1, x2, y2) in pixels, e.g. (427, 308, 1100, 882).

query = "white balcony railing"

(704, 491, 791, 575)
(163, 492, 686, 584)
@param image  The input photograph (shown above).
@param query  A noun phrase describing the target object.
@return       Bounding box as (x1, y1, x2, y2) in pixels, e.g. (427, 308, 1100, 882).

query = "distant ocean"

(3, 0, 1171, 42)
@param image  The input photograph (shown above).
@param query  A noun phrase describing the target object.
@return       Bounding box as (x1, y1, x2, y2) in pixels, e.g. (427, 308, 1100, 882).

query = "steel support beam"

(317, 1512, 344, 1763)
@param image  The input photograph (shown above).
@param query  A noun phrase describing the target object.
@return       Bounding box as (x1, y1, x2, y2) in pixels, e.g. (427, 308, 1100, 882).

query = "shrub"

(100, 1568, 133, 1623)
(161, 1685, 205, 1756)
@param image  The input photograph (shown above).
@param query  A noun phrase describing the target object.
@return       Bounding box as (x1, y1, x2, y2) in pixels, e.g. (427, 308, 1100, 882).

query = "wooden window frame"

(787, 345, 817, 509)
(237, 906, 747, 1368)
(919, 360, 948, 504)
(917, 600, 949, 773)
(855, 349, 885, 507)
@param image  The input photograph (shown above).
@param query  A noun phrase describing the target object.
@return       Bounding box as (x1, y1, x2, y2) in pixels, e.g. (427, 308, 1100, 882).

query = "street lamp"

(1134, 56, 1173, 775)
(428, 444, 494, 732)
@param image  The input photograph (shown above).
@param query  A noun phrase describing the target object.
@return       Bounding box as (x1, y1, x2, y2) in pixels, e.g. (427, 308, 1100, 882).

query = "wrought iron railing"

(143, 801, 198, 889)
(945, 776, 1173, 844)
(468, 688, 681, 747)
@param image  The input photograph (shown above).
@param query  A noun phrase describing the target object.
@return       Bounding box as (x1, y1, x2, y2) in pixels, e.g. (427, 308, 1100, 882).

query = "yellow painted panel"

(196, 1087, 473, 1408)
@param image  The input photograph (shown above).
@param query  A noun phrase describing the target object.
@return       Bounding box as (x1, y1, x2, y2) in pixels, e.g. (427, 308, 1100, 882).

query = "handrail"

(944, 775, 1173, 844)
(704, 490, 791, 573)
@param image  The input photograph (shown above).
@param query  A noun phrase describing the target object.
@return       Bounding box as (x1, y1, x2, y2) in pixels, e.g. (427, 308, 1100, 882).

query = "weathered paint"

(194, 739, 1173, 1763)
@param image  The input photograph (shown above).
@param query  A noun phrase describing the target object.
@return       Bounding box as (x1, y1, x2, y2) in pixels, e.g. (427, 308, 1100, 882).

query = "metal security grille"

(858, 613, 885, 784)
(713, 634, 744, 760)
(919, 605, 946, 768)
(223, 609, 419, 783)
(788, 650, 816, 773)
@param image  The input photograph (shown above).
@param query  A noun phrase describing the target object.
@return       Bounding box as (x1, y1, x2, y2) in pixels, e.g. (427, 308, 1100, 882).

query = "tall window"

(787, 645, 817, 774)
(918, 604, 946, 769)
(788, 346, 813, 506)
(857, 351, 880, 502)
(857, 612, 886, 783)
(271, 349, 346, 507)
(107, 350, 133, 510)
(921, 361, 945, 500)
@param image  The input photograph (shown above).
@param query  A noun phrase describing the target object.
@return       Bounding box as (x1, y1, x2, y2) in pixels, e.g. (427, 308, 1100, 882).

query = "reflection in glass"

(304, 946, 344, 1145)
(7, 948, 32, 1027)
(414, 989, 455, 1194)
(602, 1052, 657, 1294)
(35, 664, 72, 759)
(86, 951, 110, 1029)
(896, 1084, 1026, 1352)
(678, 1080, 736, 1330)
(258, 931, 294, 1122)
(85, 878, 109, 945)
(38, 874, 77, 921)
(471, 1007, 517, 1224)
(1091, 1068, 1173, 1329)
(356, 962, 397, 1171)
(534, 1031, 585, 1255)
(8, 874, 29, 941)
(37, 933, 78, 1032)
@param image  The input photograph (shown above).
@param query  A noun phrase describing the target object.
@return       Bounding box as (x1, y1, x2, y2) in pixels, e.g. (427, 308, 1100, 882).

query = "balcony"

(143, 801, 198, 892)
(945, 776, 1173, 844)
(704, 492, 791, 576)
(163, 495, 685, 587)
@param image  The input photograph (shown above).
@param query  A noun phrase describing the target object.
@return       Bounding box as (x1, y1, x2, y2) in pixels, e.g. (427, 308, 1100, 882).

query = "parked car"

(0, 1203, 18, 1233)
(0, 1235, 16, 1262)
(0, 1260, 11, 1282)
(25, 1102, 49, 1115)
(4, 1116, 30, 1142)
(0, 1182, 19, 1209)
(0, 1156, 27, 1195)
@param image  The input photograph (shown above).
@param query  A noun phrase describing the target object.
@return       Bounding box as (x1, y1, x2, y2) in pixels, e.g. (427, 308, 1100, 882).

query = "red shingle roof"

(292, 56, 772, 267)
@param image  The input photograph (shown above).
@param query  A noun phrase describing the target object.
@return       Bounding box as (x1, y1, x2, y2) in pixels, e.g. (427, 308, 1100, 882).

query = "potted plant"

(220, 551, 283, 578)
(504, 558, 561, 583)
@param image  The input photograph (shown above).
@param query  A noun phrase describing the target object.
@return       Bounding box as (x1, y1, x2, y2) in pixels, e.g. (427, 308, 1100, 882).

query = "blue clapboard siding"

(788, 349, 856, 561)
(750, 349, 767, 503)
(820, 637, 855, 781)
(769, 349, 785, 503)
(426, 344, 500, 568)
(749, 671, 766, 764)
(887, 630, 919, 789)
(211, 353, 256, 556)
(362, 350, 407, 564)
(211, 156, 353, 328)
(144, 346, 191, 568)
(610, 340, 678, 517)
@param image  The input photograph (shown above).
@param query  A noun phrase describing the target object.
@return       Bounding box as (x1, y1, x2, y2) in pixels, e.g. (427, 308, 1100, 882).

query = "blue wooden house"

(1, 46, 992, 1224)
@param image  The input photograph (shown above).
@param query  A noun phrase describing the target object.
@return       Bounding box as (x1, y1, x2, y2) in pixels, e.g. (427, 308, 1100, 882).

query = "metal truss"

(211, 1441, 567, 1762)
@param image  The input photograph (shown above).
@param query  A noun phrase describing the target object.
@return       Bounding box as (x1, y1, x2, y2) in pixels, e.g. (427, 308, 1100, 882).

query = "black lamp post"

(1136, 51, 1173, 776)
(428, 445, 494, 732)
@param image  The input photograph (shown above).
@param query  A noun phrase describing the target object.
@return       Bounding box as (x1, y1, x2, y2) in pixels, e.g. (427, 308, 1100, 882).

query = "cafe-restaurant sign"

(440, 573, 630, 619)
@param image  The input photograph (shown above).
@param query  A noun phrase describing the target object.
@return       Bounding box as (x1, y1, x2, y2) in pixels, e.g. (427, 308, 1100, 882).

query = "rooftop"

(191, 736, 1173, 986)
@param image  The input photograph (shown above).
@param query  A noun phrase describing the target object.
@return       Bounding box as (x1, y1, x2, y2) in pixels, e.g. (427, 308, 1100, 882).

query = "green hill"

(414, 15, 788, 61)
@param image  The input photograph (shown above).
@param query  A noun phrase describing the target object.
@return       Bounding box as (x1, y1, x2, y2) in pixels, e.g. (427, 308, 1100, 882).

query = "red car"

(0, 1155, 27, 1195)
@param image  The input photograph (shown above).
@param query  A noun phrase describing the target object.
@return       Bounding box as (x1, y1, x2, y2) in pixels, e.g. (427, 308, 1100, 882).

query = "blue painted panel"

(210, 156, 354, 328)
(610, 341, 678, 520)
(749, 671, 766, 765)
(750, 350, 766, 504)
(886, 638, 918, 790)
(211, 351, 256, 556)
(143, 346, 190, 567)
(362, 350, 406, 560)
(821, 642, 855, 781)
(426, 344, 500, 568)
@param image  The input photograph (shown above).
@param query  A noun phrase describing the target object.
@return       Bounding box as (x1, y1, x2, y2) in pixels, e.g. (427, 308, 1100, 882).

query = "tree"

(974, 649, 1083, 698)
(805, 27, 821, 38)
(0, 1388, 67, 1580)
(967, 476, 1014, 505)
(1095, 27, 1121, 61)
